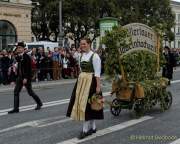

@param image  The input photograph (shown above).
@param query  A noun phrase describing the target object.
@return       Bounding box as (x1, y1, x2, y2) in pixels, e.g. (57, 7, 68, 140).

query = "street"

(0, 70, 180, 144)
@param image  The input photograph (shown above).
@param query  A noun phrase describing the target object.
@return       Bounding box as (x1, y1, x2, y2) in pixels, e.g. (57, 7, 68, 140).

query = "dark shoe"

(89, 128, 96, 134)
(168, 80, 171, 85)
(35, 103, 43, 110)
(78, 131, 91, 139)
(8, 109, 19, 114)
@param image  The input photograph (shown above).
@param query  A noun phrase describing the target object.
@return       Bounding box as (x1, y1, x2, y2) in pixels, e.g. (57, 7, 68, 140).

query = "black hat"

(13, 42, 26, 52)
(16, 42, 26, 48)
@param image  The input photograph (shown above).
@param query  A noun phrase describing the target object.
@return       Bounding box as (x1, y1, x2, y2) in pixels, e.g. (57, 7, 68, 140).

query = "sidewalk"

(0, 79, 76, 93)
(1, 67, 179, 93)
(0, 76, 108, 93)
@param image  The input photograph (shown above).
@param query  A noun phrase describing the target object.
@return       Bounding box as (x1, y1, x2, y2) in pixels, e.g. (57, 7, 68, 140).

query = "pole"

(157, 34, 160, 72)
(58, 0, 63, 47)
(174, 26, 176, 48)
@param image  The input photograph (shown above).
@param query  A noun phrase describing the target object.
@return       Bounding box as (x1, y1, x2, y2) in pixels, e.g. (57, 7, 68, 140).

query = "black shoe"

(35, 103, 43, 110)
(89, 128, 96, 134)
(168, 80, 171, 85)
(8, 109, 19, 114)
(78, 131, 91, 139)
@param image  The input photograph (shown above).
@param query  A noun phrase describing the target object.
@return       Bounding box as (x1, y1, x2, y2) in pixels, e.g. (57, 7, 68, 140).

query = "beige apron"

(71, 72, 93, 121)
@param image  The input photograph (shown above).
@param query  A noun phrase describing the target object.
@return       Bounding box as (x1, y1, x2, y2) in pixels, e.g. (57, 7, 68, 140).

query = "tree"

(31, 0, 174, 44)
(31, 0, 121, 45)
(117, 0, 175, 40)
(62, 0, 121, 47)
(31, 0, 59, 41)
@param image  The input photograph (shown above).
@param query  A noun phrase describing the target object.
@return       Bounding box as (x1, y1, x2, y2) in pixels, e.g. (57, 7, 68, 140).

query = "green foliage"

(102, 26, 158, 81)
(102, 26, 132, 77)
(122, 50, 157, 81)
(31, 0, 121, 43)
(140, 78, 172, 112)
(32, 0, 174, 44)
(118, 0, 175, 41)
(63, 0, 121, 46)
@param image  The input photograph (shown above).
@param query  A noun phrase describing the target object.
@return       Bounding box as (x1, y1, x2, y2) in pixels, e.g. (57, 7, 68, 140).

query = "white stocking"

(83, 121, 90, 133)
(90, 120, 96, 130)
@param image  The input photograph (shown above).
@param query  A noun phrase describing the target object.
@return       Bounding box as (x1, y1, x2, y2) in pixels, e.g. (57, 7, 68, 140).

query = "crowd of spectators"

(1, 44, 180, 86)
(0, 44, 106, 86)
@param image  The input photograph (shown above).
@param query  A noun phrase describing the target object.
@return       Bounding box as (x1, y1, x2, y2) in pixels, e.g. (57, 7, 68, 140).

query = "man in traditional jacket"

(8, 42, 43, 114)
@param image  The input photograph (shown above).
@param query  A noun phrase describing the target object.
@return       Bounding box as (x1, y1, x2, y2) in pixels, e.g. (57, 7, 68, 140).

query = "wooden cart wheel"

(110, 98, 121, 116)
(163, 91, 172, 110)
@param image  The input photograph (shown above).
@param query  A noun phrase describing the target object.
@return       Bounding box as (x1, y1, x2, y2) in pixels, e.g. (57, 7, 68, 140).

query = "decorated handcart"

(102, 23, 172, 117)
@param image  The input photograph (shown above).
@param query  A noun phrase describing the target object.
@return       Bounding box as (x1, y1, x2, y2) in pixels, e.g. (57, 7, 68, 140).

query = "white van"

(25, 41, 59, 52)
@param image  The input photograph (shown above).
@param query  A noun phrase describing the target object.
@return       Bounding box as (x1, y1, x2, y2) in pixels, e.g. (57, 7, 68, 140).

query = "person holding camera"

(8, 42, 43, 114)
(66, 38, 104, 139)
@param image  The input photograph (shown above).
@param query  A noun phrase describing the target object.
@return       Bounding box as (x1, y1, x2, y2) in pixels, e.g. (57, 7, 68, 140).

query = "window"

(177, 14, 180, 23)
(0, 20, 17, 50)
(178, 41, 180, 48)
(177, 27, 180, 35)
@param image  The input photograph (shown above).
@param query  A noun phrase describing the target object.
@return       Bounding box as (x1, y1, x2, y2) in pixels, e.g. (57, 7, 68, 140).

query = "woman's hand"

(96, 77, 101, 94)
(96, 86, 101, 94)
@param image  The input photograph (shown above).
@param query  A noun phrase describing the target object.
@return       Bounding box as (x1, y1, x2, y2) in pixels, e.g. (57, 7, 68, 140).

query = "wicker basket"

(116, 88, 132, 101)
(90, 95, 104, 111)
(134, 83, 144, 99)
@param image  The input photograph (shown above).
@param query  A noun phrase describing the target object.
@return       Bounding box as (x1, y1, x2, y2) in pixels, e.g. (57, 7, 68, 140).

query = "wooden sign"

(123, 23, 157, 54)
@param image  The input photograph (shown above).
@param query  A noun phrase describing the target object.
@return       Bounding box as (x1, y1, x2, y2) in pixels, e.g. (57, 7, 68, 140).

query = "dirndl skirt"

(66, 73, 104, 121)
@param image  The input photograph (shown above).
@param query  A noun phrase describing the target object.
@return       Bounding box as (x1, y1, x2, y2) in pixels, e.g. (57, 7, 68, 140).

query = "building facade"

(170, 1, 180, 48)
(0, 0, 32, 50)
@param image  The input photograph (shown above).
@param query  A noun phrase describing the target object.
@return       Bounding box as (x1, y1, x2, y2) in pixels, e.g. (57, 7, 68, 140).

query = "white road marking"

(171, 79, 180, 84)
(0, 110, 110, 134)
(0, 121, 39, 133)
(37, 109, 110, 128)
(0, 78, 179, 115)
(0, 91, 111, 117)
(169, 138, 180, 144)
(57, 116, 153, 144)
(2, 76, 179, 116)
(0, 115, 66, 134)
(37, 119, 72, 128)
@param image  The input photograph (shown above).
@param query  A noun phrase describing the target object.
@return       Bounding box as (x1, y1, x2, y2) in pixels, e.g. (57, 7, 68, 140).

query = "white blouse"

(80, 51, 101, 77)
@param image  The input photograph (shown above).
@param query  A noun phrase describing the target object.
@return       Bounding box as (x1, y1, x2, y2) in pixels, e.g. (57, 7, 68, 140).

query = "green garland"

(102, 25, 172, 115)
(121, 50, 157, 81)
(102, 26, 132, 77)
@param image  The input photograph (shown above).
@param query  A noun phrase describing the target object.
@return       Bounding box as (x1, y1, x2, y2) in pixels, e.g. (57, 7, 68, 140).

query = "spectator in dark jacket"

(162, 46, 176, 85)
(1, 50, 11, 85)
(8, 53, 17, 84)
(37, 47, 47, 81)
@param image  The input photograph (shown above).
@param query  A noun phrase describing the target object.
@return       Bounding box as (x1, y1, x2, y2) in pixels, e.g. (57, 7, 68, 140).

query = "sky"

(174, 0, 180, 2)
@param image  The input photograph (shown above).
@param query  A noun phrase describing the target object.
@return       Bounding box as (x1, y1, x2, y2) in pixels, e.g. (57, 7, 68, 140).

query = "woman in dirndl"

(66, 37, 104, 139)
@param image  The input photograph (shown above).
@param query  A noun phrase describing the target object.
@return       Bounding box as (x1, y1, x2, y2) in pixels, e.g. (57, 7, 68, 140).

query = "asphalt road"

(0, 69, 180, 144)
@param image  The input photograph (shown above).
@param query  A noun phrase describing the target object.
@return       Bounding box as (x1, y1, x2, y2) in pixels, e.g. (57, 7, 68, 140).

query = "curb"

(0, 76, 107, 93)
(0, 79, 76, 93)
